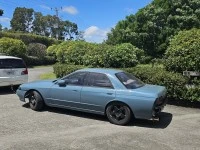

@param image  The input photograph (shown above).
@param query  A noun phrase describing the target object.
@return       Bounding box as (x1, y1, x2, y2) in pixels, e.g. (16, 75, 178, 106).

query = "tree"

(0, 9, 3, 16)
(0, 24, 2, 31)
(32, 12, 47, 36)
(32, 13, 81, 40)
(61, 20, 79, 40)
(106, 0, 200, 58)
(10, 7, 34, 32)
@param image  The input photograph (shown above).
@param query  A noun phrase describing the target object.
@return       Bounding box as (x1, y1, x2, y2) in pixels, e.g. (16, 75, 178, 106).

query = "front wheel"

(106, 102, 132, 125)
(28, 91, 44, 111)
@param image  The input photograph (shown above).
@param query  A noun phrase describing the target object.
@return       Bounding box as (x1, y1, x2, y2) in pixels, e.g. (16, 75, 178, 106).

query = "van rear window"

(0, 59, 26, 69)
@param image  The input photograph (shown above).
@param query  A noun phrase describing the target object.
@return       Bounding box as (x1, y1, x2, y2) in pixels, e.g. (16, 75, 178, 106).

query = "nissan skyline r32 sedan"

(17, 68, 167, 125)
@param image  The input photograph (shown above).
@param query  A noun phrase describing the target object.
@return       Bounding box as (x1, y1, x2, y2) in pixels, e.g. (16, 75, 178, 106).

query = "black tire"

(28, 91, 44, 111)
(106, 102, 132, 125)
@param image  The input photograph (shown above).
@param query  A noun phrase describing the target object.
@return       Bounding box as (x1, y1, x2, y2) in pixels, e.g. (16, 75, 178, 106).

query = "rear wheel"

(28, 91, 44, 111)
(106, 102, 132, 125)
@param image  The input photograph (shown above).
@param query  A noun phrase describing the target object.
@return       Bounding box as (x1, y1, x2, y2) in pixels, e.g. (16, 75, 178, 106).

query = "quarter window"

(86, 73, 113, 88)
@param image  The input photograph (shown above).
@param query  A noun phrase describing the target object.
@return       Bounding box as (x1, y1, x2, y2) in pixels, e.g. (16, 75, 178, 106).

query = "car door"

(48, 72, 87, 108)
(81, 72, 116, 113)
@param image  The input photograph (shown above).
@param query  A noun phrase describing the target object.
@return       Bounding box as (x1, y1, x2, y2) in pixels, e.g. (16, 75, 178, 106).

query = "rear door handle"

(107, 93, 113, 95)
(72, 90, 78, 92)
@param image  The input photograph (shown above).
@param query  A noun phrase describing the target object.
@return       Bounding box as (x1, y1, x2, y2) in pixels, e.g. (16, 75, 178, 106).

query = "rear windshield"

(0, 59, 26, 69)
(116, 72, 145, 89)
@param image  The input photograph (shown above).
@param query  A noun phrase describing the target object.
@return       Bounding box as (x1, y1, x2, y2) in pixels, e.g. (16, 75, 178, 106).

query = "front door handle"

(72, 90, 78, 92)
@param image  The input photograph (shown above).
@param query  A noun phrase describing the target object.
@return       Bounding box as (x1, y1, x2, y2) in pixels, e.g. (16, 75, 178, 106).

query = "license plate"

(6, 70, 15, 75)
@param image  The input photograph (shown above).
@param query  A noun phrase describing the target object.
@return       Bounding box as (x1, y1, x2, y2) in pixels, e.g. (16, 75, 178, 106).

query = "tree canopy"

(106, 0, 200, 58)
(9, 7, 83, 41)
(10, 7, 34, 32)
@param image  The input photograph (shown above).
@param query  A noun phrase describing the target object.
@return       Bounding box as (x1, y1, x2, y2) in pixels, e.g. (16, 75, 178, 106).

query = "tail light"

(21, 68, 28, 75)
(21, 60, 28, 75)
(156, 99, 162, 105)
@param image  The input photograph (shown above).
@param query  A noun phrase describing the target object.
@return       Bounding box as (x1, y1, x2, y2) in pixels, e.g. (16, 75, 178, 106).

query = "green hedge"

(53, 64, 85, 78)
(0, 32, 60, 46)
(53, 64, 200, 102)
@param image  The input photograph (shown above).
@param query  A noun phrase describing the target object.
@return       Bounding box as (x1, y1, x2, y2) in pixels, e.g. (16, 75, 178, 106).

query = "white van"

(0, 56, 28, 87)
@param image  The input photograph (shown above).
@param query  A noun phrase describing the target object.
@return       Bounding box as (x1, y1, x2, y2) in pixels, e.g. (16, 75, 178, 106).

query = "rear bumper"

(152, 97, 168, 117)
(16, 89, 27, 102)
(0, 75, 28, 87)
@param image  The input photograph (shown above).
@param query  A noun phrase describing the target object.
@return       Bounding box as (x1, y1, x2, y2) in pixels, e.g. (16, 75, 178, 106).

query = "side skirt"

(47, 103, 105, 116)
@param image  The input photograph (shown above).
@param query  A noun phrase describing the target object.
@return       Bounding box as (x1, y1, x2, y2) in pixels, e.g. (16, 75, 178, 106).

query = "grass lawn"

(137, 63, 164, 68)
(32, 65, 54, 68)
(39, 72, 56, 80)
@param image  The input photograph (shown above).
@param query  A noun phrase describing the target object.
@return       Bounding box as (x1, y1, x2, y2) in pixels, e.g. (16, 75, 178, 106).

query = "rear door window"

(85, 72, 113, 89)
(0, 59, 26, 69)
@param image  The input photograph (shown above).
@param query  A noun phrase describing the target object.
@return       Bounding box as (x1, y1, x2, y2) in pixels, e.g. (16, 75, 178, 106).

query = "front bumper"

(16, 89, 27, 102)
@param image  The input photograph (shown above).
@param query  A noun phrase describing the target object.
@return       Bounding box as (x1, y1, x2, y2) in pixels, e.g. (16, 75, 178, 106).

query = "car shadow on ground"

(0, 86, 17, 95)
(22, 103, 172, 128)
(129, 112, 173, 129)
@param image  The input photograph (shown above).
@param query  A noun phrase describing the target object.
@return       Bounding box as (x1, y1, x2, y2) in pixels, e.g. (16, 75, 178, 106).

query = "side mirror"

(57, 79, 66, 87)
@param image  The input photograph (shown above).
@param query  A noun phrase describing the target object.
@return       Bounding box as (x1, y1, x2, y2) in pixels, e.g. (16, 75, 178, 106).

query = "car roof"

(0, 55, 22, 59)
(77, 68, 124, 75)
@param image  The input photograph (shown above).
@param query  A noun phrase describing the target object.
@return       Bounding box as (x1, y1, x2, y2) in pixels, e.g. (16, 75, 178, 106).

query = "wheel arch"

(105, 100, 134, 117)
(24, 89, 44, 100)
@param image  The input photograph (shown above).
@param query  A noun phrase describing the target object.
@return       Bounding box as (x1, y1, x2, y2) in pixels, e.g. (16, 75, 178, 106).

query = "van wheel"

(28, 91, 44, 111)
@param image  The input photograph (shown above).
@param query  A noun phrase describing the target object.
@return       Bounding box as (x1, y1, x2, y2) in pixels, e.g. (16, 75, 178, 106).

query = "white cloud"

(39, 4, 51, 10)
(0, 17, 10, 23)
(84, 26, 110, 43)
(125, 8, 135, 14)
(62, 6, 78, 15)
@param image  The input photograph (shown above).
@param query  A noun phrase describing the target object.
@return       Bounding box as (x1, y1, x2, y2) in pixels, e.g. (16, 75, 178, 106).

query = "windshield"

(116, 72, 145, 89)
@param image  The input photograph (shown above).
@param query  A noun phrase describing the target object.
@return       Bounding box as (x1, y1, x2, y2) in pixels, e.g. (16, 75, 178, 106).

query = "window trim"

(115, 72, 145, 89)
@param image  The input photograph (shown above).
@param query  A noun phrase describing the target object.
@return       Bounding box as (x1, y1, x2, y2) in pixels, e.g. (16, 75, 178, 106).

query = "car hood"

(132, 84, 167, 98)
(19, 80, 55, 90)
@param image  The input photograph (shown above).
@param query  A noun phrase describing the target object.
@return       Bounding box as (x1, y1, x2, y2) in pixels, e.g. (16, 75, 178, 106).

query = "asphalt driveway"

(0, 67, 200, 150)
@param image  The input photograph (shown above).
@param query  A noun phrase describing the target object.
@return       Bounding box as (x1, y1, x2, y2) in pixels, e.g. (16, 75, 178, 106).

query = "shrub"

(165, 28, 200, 72)
(106, 43, 140, 68)
(0, 37, 26, 57)
(83, 44, 110, 67)
(49, 42, 143, 68)
(47, 44, 58, 57)
(184, 87, 200, 102)
(27, 43, 47, 58)
(53, 64, 85, 78)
